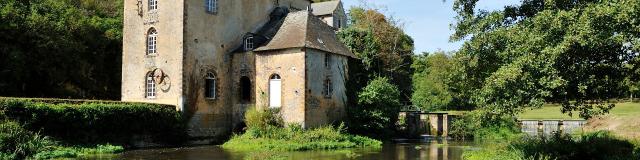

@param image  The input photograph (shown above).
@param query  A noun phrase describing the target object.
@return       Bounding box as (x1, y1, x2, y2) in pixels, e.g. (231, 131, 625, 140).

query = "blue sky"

(340, 0, 521, 54)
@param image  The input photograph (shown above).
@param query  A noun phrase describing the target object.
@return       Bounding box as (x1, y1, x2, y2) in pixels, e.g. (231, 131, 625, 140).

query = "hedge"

(0, 98, 187, 146)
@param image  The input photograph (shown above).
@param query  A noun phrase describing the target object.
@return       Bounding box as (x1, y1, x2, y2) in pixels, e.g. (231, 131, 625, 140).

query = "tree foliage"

(348, 77, 402, 137)
(411, 51, 454, 111)
(450, 0, 640, 119)
(0, 0, 123, 99)
(338, 7, 415, 102)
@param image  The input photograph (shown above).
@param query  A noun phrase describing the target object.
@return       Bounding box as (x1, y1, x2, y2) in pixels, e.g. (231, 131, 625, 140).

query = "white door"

(269, 77, 282, 108)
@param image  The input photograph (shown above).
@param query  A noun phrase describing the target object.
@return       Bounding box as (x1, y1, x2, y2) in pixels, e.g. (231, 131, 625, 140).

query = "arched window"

(269, 74, 282, 108)
(148, 0, 158, 11)
(324, 77, 332, 98)
(146, 73, 156, 98)
(147, 28, 158, 55)
(240, 76, 251, 102)
(205, 72, 216, 99)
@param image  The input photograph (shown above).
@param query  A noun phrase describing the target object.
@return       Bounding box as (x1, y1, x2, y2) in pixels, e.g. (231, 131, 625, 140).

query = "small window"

(147, 28, 158, 55)
(146, 73, 156, 98)
(324, 78, 332, 98)
(205, 72, 216, 99)
(244, 36, 254, 51)
(337, 19, 342, 28)
(324, 53, 331, 68)
(148, 0, 158, 11)
(205, 0, 218, 13)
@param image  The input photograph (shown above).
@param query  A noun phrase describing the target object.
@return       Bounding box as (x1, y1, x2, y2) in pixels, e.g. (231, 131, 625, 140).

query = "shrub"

(0, 98, 187, 146)
(245, 107, 283, 132)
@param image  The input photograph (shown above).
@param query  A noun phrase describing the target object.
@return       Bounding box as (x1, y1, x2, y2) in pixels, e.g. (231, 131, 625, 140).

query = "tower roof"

(255, 11, 355, 58)
(310, 0, 341, 16)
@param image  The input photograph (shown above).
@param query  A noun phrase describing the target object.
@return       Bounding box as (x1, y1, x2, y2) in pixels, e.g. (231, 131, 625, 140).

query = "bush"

(245, 107, 283, 133)
(0, 98, 187, 146)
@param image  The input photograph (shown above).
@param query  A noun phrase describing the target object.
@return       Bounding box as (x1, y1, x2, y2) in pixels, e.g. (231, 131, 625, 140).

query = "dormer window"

(206, 0, 218, 13)
(244, 36, 254, 51)
(148, 0, 157, 11)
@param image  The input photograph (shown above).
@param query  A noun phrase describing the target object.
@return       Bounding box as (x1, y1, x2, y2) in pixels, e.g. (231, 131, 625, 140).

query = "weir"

(519, 120, 586, 136)
(400, 111, 457, 137)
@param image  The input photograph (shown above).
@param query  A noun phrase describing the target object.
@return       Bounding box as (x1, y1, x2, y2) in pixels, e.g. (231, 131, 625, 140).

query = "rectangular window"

(205, 78, 216, 99)
(148, 0, 157, 11)
(324, 79, 332, 98)
(147, 35, 157, 54)
(324, 54, 331, 68)
(205, 0, 217, 13)
(146, 76, 156, 98)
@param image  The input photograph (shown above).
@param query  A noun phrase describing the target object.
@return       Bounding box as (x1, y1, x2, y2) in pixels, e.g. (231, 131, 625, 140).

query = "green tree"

(338, 7, 415, 103)
(450, 0, 640, 119)
(0, 0, 123, 99)
(348, 77, 402, 137)
(411, 51, 454, 111)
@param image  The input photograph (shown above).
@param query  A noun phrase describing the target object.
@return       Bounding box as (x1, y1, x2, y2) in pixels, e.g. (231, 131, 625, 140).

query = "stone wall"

(255, 48, 307, 126)
(304, 49, 348, 128)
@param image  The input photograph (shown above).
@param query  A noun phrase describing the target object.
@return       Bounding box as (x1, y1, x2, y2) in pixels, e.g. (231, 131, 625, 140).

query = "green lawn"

(518, 103, 640, 120)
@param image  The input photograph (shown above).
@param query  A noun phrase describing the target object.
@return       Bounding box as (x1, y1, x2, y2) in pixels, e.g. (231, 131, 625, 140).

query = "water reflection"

(116, 139, 475, 160)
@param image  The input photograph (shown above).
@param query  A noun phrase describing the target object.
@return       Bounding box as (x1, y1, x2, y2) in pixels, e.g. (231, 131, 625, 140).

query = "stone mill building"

(120, 0, 354, 142)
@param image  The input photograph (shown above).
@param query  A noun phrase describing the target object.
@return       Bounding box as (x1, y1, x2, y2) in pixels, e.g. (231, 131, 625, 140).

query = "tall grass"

(223, 107, 381, 151)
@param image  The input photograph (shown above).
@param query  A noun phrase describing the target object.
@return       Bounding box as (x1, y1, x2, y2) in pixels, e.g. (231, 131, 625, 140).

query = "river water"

(112, 139, 475, 160)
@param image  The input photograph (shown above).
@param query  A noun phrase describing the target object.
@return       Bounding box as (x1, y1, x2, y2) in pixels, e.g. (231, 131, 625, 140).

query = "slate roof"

(310, 0, 341, 16)
(254, 11, 356, 58)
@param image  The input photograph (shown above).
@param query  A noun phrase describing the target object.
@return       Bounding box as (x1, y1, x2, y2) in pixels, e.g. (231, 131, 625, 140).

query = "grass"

(518, 103, 640, 120)
(223, 107, 381, 152)
(222, 125, 382, 152)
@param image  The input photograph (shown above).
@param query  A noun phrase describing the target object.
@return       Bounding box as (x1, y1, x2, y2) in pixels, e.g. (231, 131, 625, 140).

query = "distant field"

(518, 103, 640, 120)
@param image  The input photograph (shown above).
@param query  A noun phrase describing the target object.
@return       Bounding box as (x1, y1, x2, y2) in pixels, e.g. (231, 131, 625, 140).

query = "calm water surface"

(114, 139, 475, 160)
